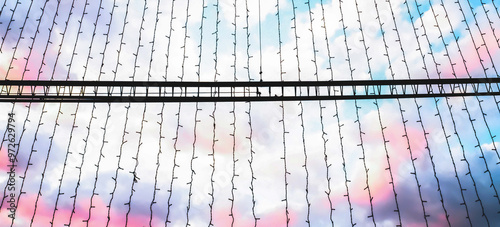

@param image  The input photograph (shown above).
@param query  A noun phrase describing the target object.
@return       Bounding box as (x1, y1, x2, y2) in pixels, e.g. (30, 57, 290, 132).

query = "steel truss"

(0, 78, 499, 102)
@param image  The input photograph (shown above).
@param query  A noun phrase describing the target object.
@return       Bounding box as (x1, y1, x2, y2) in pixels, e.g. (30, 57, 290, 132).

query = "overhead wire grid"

(0, 0, 499, 226)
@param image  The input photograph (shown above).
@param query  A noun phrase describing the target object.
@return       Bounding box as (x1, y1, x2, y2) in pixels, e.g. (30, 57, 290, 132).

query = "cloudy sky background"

(0, 0, 500, 226)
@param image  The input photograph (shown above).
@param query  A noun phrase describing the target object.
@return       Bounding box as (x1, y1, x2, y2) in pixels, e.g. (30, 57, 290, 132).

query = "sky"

(0, 0, 500, 226)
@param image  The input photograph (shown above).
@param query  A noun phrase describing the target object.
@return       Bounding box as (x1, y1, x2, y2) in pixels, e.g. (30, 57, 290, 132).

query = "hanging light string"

(229, 0, 238, 225)
(434, 0, 498, 220)
(318, 0, 335, 225)
(74, 0, 108, 224)
(47, 0, 87, 224)
(106, 0, 134, 225)
(6, 1, 55, 226)
(186, 1, 206, 223)
(337, 0, 358, 225)
(492, 0, 500, 19)
(0, 0, 33, 205)
(0, 0, 8, 24)
(290, 0, 312, 225)
(166, 0, 184, 224)
(400, 1, 454, 225)
(35, 0, 100, 224)
(0, 0, 39, 212)
(244, 0, 258, 225)
(370, 0, 403, 225)
(0, 0, 21, 53)
(179, 0, 197, 225)
(208, 0, 221, 225)
(148, 0, 167, 225)
(273, 0, 290, 225)
(403, 0, 473, 224)
(124, 1, 150, 226)
(183, 0, 198, 225)
(351, 0, 384, 224)
(423, 1, 473, 220)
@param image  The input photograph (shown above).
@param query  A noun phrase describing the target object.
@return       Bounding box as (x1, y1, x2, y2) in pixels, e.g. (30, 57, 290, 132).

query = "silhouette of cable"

(0, 0, 21, 53)
(244, 0, 258, 225)
(337, 0, 361, 225)
(106, 0, 134, 225)
(0, 0, 38, 212)
(477, 0, 500, 48)
(399, 1, 457, 225)
(165, 0, 184, 224)
(186, 0, 203, 218)
(47, 0, 86, 224)
(491, 0, 500, 19)
(289, 0, 312, 225)
(382, 1, 436, 225)
(370, 1, 403, 225)
(208, 1, 220, 225)
(0, 0, 8, 22)
(350, 1, 379, 224)
(148, 0, 167, 225)
(124, 1, 149, 226)
(274, 0, 290, 225)
(404, 0, 472, 224)
(229, 1, 238, 225)
(450, 1, 500, 205)
(82, 1, 119, 224)
(430, 0, 497, 223)
(7, 1, 52, 225)
(318, 0, 336, 225)
(26, 0, 65, 224)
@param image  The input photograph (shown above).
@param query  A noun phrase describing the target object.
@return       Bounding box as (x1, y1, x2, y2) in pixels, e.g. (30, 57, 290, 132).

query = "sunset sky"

(0, 0, 500, 226)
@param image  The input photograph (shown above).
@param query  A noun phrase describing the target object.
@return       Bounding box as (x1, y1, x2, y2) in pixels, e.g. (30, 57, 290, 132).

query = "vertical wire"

(404, 0, 472, 224)
(399, 1, 454, 225)
(71, 1, 107, 225)
(383, 1, 434, 225)
(178, 0, 193, 225)
(166, 0, 187, 224)
(0, 0, 37, 212)
(229, 0, 238, 225)
(187, 0, 205, 224)
(0, 0, 21, 53)
(64, 0, 101, 225)
(463, 0, 500, 64)
(48, 0, 86, 224)
(8, 1, 51, 226)
(452, 0, 500, 206)
(0, 0, 8, 22)
(124, 1, 149, 226)
(289, 0, 311, 225)
(148, 0, 166, 225)
(0, 0, 33, 195)
(350, 1, 378, 225)
(274, 0, 290, 225)
(3, 0, 34, 79)
(244, 0, 258, 225)
(28, 0, 65, 224)
(336, 0, 357, 225)
(435, 0, 500, 220)
(105, 0, 133, 225)
(81, 0, 118, 222)
(208, 1, 221, 225)
(318, 0, 336, 225)
(491, 0, 500, 19)
(164, 0, 181, 223)
(370, 0, 403, 225)
(477, 0, 500, 48)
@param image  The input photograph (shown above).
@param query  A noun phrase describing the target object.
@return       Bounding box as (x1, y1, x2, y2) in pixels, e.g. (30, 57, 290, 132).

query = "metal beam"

(0, 78, 499, 102)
